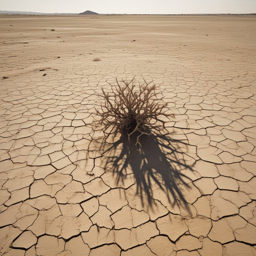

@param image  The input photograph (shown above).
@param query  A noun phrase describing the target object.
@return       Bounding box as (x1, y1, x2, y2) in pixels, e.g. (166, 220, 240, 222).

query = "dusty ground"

(0, 14, 256, 256)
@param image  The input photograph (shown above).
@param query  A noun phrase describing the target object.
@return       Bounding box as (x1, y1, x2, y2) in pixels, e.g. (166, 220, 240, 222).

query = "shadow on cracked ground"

(87, 125, 196, 215)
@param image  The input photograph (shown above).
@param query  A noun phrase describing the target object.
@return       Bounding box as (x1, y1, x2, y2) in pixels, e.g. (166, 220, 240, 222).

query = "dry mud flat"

(0, 14, 256, 255)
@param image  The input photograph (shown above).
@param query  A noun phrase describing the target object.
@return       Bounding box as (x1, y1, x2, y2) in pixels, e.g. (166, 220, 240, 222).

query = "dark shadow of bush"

(87, 125, 196, 215)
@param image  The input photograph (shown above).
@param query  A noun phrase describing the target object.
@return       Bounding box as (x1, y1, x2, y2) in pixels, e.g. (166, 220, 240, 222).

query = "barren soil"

(0, 14, 256, 256)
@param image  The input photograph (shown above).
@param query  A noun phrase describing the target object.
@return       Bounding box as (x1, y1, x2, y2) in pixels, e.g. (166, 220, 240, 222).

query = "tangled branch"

(94, 78, 174, 146)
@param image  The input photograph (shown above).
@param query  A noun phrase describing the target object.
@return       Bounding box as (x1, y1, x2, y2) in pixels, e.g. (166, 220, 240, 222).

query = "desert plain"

(0, 14, 256, 255)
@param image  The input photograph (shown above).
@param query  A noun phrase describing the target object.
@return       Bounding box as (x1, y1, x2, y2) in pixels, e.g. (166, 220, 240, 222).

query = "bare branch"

(93, 78, 175, 144)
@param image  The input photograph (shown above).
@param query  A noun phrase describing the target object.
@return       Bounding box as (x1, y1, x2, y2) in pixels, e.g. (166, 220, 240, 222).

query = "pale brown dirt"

(0, 14, 256, 256)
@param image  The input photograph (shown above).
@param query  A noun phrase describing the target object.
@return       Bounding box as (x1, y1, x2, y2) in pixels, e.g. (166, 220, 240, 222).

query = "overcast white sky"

(0, 0, 255, 14)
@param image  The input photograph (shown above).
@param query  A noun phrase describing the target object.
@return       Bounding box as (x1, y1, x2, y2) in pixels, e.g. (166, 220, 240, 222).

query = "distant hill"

(79, 10, 98, 15)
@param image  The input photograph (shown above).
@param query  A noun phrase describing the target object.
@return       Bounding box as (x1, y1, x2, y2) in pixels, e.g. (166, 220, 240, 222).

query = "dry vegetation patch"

(94, 78, 174, 146)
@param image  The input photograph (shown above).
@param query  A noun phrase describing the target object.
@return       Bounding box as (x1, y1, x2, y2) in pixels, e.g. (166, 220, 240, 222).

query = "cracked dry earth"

(0, 14, 256, 256)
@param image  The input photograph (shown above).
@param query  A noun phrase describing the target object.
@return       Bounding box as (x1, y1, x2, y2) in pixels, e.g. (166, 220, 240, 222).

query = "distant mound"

(79, 10, 98, 15)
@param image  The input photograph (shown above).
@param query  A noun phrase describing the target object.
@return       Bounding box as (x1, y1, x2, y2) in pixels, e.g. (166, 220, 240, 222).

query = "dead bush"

(94, 78, 174, 145)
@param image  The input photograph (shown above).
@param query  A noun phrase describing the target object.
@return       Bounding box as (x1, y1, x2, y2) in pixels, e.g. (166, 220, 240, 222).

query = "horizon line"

(1, 10, 256, 15)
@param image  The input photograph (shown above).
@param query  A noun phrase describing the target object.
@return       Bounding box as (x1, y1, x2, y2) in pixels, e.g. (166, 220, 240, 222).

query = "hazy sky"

(0, 0, 255, 14)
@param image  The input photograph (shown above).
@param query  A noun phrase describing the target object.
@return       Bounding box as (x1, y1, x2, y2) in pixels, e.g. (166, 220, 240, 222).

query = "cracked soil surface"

(0, 14, 256, 255)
